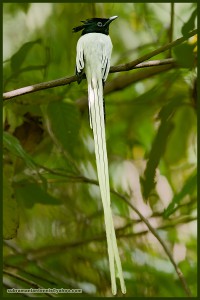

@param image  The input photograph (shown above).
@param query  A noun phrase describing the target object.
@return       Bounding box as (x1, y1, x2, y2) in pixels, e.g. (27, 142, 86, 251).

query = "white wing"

(76, 39, 84, 74)
(101, 41, 112, 81)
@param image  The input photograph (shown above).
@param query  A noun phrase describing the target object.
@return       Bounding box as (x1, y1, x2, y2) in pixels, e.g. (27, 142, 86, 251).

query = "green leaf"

(16, 182, 61, 208)
(112, 192, 129, 218)
(142, 101, 178, 199)
(173, 43, 195, 68)
(181, 8, 197, 36)
(10, 39, 42, 72)
(3, 131, 35, 169)
(164, 106, 196, 164)
(3, 163, 19, 239)
(17, 3, 30, 13)
(3, 132, 49, 189)
(164, 171, 197, 217)
(46, 100, 80, 156)
(157, 98, 181, 122)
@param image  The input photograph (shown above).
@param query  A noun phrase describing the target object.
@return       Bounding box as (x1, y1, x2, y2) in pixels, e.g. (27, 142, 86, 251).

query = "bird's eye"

(97, 22, 103, 27)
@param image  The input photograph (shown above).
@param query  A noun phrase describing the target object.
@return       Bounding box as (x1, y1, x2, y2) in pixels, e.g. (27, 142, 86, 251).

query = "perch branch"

(76, 64, 174, 109)
(3, 28, 196, 101)
(3, 59, 175, 101)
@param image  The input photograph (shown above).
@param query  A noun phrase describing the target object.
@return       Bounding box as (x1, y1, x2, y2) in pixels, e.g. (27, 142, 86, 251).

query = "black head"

(73, 16, 118, 36)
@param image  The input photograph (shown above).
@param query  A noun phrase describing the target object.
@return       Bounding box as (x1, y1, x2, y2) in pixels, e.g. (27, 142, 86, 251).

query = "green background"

(3, 3, 197, 297)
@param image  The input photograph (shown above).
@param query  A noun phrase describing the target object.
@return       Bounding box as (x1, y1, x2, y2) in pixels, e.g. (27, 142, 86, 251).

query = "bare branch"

(3, 269, 54, 297)
(111, 189, 193, 297)
(3, 75, 78, 101)
(3, 60, 175, 102)
(76, 64, 174, 109)
(3, 29, 196, 101)
(6, 162, 194, 296)
(168, 3, 175, 57)
(16, 168, 192, 297)
(109, 29, 196, 73)
(71, 175, 193, 297)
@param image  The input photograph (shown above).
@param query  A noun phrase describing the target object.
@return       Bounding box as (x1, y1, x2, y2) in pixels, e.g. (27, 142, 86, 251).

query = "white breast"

(77, 33, 113, 81)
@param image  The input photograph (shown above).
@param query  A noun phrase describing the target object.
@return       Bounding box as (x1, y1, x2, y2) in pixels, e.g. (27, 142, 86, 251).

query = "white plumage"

(76, 32, 126, 295)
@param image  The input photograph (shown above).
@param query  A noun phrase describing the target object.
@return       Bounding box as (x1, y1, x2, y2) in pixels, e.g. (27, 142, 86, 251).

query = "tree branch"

(14, 167, 193, 297)
(3, 269, 54, 297)
(117, 216, 197, 238)
(3, 28, 196, 101)
(109, 29, 196, 73)
(69, 175, 193, 297)
(76, 64, 174, 109)
(112, 190, 193, 297)
(3, 59, 175, 102)
(168, 3, 175, 57)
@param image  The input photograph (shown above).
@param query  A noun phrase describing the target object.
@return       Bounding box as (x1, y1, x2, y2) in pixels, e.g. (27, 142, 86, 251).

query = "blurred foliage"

(3, 3, 197, 297)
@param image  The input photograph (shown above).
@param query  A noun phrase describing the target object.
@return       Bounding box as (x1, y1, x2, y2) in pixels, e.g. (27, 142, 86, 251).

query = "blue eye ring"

(97, 22, 103, 27)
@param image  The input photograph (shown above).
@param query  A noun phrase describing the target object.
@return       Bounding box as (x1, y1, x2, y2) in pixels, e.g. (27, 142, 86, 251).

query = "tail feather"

(88, 79, 126, 295)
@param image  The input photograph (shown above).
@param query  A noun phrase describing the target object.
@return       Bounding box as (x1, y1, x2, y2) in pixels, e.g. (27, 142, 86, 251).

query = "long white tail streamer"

(76, 32, 126, 295)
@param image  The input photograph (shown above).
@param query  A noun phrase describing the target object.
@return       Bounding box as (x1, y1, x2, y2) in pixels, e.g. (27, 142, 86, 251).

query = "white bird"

(73, 16, 126, 295)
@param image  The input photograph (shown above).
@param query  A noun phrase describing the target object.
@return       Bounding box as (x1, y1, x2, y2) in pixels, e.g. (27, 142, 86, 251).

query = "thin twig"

(13, 170, 193, 297)
(3, 280, 30, 297)
(109, 29, 196, 73)
(111, 189, 193, 297)
(4, 263, 56, 286)
(75, 175, 193, 297)
(117, 216, 197, 237)
(3, 269, 54, 297)
(4, 240, 67, 290)
(9, 215, 195, 257)
(3, 29, 197, 101)
(168, 3, 175, 57)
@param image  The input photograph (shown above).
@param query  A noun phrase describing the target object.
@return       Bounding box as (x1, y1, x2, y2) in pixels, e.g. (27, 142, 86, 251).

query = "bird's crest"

(72, 18, 111, 33)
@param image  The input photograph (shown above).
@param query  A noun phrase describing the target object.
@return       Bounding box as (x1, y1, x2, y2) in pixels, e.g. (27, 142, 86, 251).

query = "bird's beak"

(104, 16, 118, 26)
